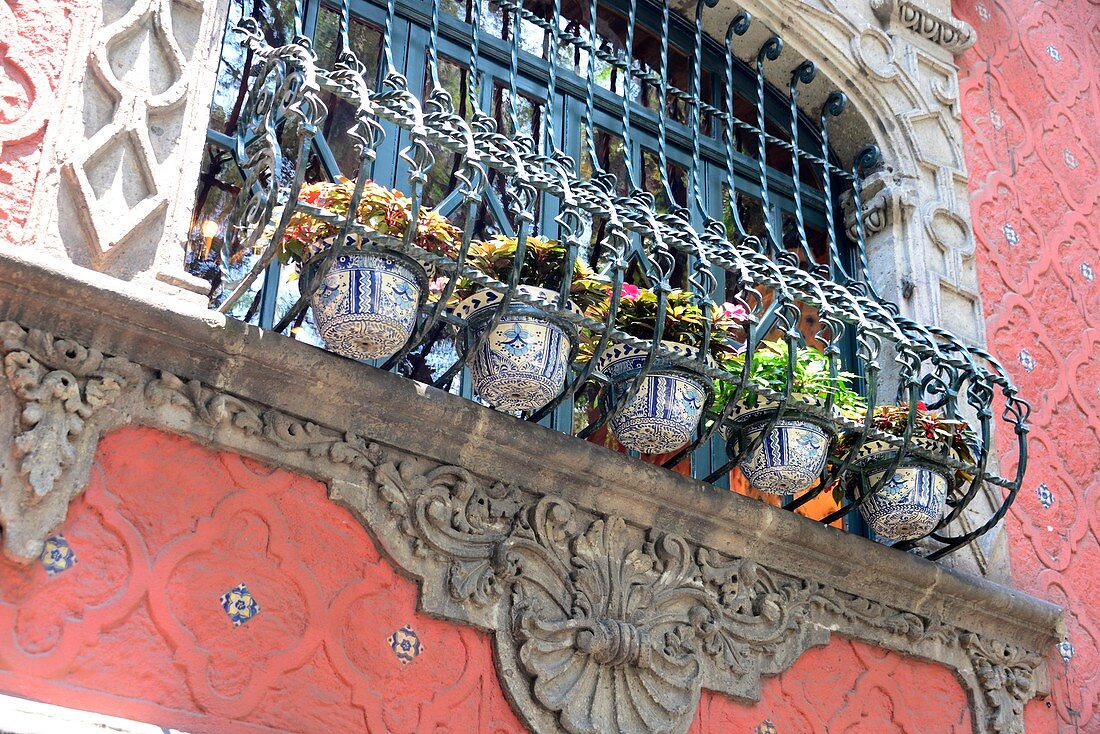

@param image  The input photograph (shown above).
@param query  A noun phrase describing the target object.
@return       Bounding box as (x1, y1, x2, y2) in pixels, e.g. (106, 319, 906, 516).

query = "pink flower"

(617, 283, 642, 301)
(719, 302, 748, 322)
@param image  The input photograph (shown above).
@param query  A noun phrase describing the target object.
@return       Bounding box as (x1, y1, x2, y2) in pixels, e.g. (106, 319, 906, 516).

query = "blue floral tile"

(1080, 262, 1093, 283)
(1018, 349, 1036, 373)
(1058, 639, 1075, 663)
(989, 109, 1004, 130)
(40, 536, 76, 576)
(1002, 223, 1019, 245)
(756, 721, 778, 734)
(976, 3, 989, 21)
(220, 583, 260, 627)
(389, 625, 423, 663)
(1046, 44, 1061, 62)
(1065, 149, 1079, 170)
(1036, 483, 1054, 509)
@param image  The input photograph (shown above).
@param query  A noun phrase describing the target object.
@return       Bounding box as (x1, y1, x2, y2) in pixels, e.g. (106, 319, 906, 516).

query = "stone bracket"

(870, 0, 977, 53)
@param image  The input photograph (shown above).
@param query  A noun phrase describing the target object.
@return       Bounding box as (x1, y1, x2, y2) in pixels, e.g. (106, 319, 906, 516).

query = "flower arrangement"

(859, 402, 976, 465)
(712, 340, 863, 414)
(277, 179, 460, 263)
(581, 285, 748, 357)
(461, 235, 604, 308)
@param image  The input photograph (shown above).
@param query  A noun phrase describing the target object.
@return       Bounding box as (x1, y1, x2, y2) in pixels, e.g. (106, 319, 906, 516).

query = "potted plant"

(584, 287, 746, 454)
(453, 235, 600, 411)
(278, 179, 460, 361)
(714, 340, 862, 495)
(840, 402, 975, 542)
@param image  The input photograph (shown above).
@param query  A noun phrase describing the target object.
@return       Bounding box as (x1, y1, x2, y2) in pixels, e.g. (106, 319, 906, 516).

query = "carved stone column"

(20, 0, 230, 302)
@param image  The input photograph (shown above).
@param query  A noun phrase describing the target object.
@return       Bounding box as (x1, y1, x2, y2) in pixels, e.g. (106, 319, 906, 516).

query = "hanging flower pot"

(599, 341, 711, 455)
(724, 395, 834, 495)
(712, 341, 863, 495)
(838, 403, 973, 542)
(580, 287, 744, 455)
(276, 179, 460, 361)
(304, 241, 428, 360)
(455, 235, 604, 412)
(848, 438, 950, 542)
(456, 285, 579, 411)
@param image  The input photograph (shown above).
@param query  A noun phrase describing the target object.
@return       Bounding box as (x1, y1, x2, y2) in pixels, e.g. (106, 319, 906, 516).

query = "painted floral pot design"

(725, 396, 834, 495)
(456, 286, 578, 412)
(598, 342, 710, 455)
(850, 439, 950, 542)
(306, 244, 428, 361)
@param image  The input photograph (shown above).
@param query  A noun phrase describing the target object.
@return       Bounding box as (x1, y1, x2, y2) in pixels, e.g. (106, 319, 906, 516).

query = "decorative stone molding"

(20, 0, 228, 300)
(870, 0, 977, 54)
(0, 250, 1063, 734)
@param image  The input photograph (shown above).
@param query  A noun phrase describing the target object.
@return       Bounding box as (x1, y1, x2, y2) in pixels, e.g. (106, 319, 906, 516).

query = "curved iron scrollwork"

(211, 0, 1031, 561)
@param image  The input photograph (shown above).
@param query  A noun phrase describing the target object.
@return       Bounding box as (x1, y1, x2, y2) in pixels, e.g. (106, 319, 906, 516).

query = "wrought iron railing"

(206, 0, 1030, 559)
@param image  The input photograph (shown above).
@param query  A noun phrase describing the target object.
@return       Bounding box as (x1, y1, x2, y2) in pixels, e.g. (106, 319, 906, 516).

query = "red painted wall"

(0, 0, 92, 246)
(955, 0, 1099, 730)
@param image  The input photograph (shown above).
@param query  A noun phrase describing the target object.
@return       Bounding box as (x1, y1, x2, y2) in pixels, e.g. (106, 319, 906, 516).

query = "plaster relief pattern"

(0, 0, 72, 247)
(955, 0, 1100, 730)
(0, 320, 1052, 733)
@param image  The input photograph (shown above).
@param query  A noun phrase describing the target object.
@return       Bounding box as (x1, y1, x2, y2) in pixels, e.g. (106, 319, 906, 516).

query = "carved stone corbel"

(870, 0, 976, 54)
(0, 323, 141, 560)
(963, 634, 1044, 734)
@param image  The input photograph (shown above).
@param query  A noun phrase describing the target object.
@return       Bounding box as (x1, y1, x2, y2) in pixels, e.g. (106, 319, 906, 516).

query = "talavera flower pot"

(455, 286, 578, 412)
(306, 242, 428, 361)
(725, 396, 834, 495)
(849, 439, 950, 542)
(598, 342, 710, 455)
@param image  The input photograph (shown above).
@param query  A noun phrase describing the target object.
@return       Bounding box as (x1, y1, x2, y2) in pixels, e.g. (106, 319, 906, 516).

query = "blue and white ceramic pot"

(850, 438, 950, 542)
(725, 395, 834, 495)
(598, 342, 710, 455)
(455, 286, 578, 412)
(306, 239, 428, 361)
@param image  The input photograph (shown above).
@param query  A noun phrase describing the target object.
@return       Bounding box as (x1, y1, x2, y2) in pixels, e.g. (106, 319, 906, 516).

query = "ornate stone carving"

(0, 318, 1053, 733)
(21, 0, 224, 298)
(870, 0, 977, 54)
(963, 634, 1043, 734)
(1, 325, 139, 497)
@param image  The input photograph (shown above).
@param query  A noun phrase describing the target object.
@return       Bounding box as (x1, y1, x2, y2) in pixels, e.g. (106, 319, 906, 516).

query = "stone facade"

(0, 248, 1062, 733)
(0, 0, 1090, 731)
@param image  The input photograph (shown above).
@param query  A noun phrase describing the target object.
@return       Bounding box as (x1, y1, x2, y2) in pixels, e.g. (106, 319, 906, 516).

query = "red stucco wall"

(0, 426, 977, 733)
(955, 0, 1099, 730)
(0, 0, 93, 246)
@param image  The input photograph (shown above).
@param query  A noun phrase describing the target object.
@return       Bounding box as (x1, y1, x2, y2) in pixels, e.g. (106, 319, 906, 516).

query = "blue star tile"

(220, 583, 260, 627)
(389, 625, 424, 664)
(40, 536, 76, 576)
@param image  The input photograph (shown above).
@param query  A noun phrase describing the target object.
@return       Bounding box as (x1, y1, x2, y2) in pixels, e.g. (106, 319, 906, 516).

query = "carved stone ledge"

(0, 248, 1062, 734)
(870, 0, 976, 54)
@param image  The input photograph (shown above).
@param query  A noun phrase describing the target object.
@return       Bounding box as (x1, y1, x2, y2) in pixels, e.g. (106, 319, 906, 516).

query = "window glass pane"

(315, 5, 385, 176)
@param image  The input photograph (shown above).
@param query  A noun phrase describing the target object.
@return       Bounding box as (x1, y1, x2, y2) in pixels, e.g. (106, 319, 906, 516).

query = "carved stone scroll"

(0, 315, 1056, 734)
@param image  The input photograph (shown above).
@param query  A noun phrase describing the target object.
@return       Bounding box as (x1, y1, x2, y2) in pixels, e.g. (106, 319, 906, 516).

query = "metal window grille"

(186, 0, 1031, 559)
